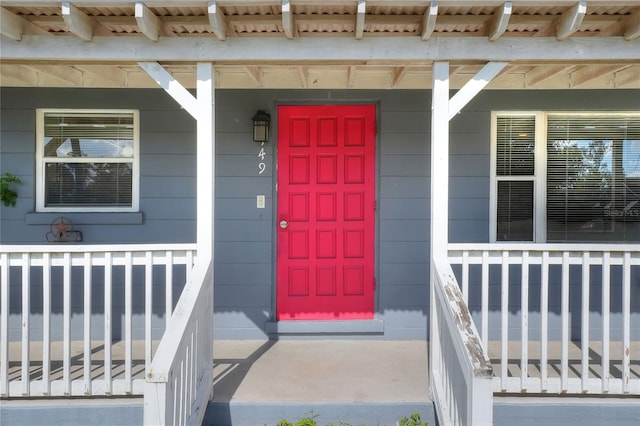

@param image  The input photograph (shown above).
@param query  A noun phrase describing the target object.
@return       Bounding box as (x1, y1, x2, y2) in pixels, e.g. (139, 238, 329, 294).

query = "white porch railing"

(448, 244, 640, 395)
(430, 256, 493, 426)
(143, 257, 213, 426)
(0, 244, 196, 397)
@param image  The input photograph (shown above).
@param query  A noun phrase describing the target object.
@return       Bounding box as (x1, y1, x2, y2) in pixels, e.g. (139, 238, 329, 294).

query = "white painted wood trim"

(0, 254, 9, 396)
(556, 1, 587, 41)
(448, 61, 508, 120)
(4, 36, 639, 62)
(135, 2, 163, 41)
(61, 2, 94, 41)
(196, 62, 215, 259)
(208, 0, 227, 41)
(138, 62, 200, 119)
(421, 1, 438, 40)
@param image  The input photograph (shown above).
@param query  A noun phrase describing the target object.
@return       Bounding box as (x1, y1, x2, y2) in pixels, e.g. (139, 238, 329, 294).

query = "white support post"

(196, 62, 215, 259)
(137, 62, 200, 119)
(429, 61, 449, 399)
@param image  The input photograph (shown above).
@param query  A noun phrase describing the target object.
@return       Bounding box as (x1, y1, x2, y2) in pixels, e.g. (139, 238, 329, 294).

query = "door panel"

(276, 105, 376, 320)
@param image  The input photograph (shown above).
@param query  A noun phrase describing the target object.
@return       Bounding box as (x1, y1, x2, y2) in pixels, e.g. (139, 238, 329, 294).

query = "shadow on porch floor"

(205, 340, 434, 426)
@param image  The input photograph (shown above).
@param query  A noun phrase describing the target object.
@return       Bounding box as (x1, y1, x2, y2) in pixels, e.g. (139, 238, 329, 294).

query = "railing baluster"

(83, 253, 92, 395)
(622, 251, 631, 394)
(166, 251, 173, 326)
(124, 252, 133, 394)
(521, 251, 529, 391)
(561, 251, 569, 392)
(0, 253, 9, 396)
(63, 252, 71, 395)
(540, 251, 549, 392)
(21, 253, 30, 396)
(42, 253, 51, 395)
(602, 251, 610, 393)
(500, 250, 509, 391)
(462, 250, 469, 303)
(104, 252, 113, 395)
(481, 250, 489, 349)
(145, 252, 153, 375)
(581, 252, 590, 392)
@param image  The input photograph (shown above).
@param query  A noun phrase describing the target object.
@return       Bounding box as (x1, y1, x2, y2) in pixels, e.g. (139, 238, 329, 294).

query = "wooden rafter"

(61, 2, 95, 41)
(355, 0, 366, 40)
(282, 0, 295, 39)
(525, 64, 574, 87)
(421, 1, 438, 41)
(623, 9, 640, 40)
(208, 0, 227, 41)
(556, 1, 587, 40)
(487, 1, 512, 41)
(24, 64, 83, 85)
(347, 65, 357, 88)
(392, 66, 408, 88)
(244, 66, 263, 87)
(135, 2, 163, 41)
(0, 7, 25, 40)
(571, 64, 630, 87)
(298, 66, 308, 87)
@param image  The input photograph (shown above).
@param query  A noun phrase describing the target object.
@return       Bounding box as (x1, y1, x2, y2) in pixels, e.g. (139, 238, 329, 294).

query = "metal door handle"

(279, 220, 288, 229)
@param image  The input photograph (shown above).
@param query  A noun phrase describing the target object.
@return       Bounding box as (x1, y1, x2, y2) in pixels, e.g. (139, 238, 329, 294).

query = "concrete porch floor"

(205, 339, 434, 426)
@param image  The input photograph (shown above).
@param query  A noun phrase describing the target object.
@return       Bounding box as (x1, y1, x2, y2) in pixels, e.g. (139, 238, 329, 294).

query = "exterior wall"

(1, 88, 638, 341)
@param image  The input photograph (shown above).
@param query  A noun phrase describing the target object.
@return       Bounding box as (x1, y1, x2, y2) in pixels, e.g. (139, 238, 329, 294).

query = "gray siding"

(1, 88, 638, 341)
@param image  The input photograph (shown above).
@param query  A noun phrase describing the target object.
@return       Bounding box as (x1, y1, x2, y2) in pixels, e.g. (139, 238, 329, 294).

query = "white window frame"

(35, 109, 140, 213)
(490, 110, 640, 243)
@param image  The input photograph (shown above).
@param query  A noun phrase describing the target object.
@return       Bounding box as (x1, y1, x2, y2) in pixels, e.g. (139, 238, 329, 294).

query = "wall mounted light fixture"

(252, 110, 270, 143)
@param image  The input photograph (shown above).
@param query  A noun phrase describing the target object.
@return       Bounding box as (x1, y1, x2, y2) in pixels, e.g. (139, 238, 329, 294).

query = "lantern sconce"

(252, 110, 270, 143)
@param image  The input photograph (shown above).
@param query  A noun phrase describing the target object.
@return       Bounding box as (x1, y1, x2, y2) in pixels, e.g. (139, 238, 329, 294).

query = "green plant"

(398, 413, 428, 426)
(0, 172, 21, 207)
(276, 421, 294, 426)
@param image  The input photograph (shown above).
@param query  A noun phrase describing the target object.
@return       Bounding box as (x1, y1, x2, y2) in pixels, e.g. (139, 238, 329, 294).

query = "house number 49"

(258, 143, 266, 175)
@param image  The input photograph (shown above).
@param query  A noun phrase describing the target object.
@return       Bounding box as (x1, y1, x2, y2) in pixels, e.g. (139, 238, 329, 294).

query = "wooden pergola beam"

(623, 10, 640, 40)
(487, 1, 512, 41)
(135, 2, 163, 41)
(208, 0, 227, 41)
(282, 0, 295, 39)
(421, 1, 438, 41)
(0, 7, 25, 40)
(62, 2, 94, 41)
(556, 1, 587, 40)
(355, 0, 366, 40)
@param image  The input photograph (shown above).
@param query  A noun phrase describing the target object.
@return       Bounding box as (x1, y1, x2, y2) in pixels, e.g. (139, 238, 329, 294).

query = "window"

(36, 109, 139, 212)
(491, 112, 640, 243)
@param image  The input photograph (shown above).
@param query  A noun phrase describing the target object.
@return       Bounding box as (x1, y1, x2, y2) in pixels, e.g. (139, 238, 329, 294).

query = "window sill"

(25, 212, 144, 225)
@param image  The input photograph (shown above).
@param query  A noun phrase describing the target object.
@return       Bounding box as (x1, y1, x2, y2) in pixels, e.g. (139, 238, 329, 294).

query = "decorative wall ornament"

(46, 216, 83, 242)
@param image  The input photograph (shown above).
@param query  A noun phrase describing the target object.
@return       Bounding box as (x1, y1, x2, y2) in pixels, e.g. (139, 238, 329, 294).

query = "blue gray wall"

(1, 88, 638, 341)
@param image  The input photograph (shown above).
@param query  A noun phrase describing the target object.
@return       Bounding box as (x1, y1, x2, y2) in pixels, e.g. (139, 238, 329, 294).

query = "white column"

(196, 63, 215, 259)
(430, 61, 450, 257)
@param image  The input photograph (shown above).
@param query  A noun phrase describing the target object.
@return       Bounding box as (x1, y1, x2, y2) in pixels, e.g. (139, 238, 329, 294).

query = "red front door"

(277, 105, 376, 320)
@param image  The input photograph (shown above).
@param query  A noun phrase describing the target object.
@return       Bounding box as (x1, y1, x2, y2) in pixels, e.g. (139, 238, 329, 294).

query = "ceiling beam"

(525, 64, 573, 87)
(208, 0, 227, 41)
(298, 66, 308, 87)
(421, 1, 438, 41)
(355, 0, 366, 40)
(61, 2, 95, 41)
(347, 65, 357, 87)
(614, 66, 640, 87)
(244, 66, 263, 86)
(556, 1, 587, 40)
(282, 0, 295, 39)
(487, 1, 512, 41)
(3, 36, 639, 62)
(392, 66, 408, 87)
(623, 10, 640, 40)
(135, 2, 163, 41)
(0, 7, 25, 40)
(571, 64, 629, 87)
(24, 64, 83, 85)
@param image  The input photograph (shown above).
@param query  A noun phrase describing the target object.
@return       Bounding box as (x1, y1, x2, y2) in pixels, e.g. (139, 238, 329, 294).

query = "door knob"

(279, 220, 288, 229)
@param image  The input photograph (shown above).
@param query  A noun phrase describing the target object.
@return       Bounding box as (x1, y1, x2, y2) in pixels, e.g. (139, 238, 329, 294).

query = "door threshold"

(265, 319, 384, 335)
